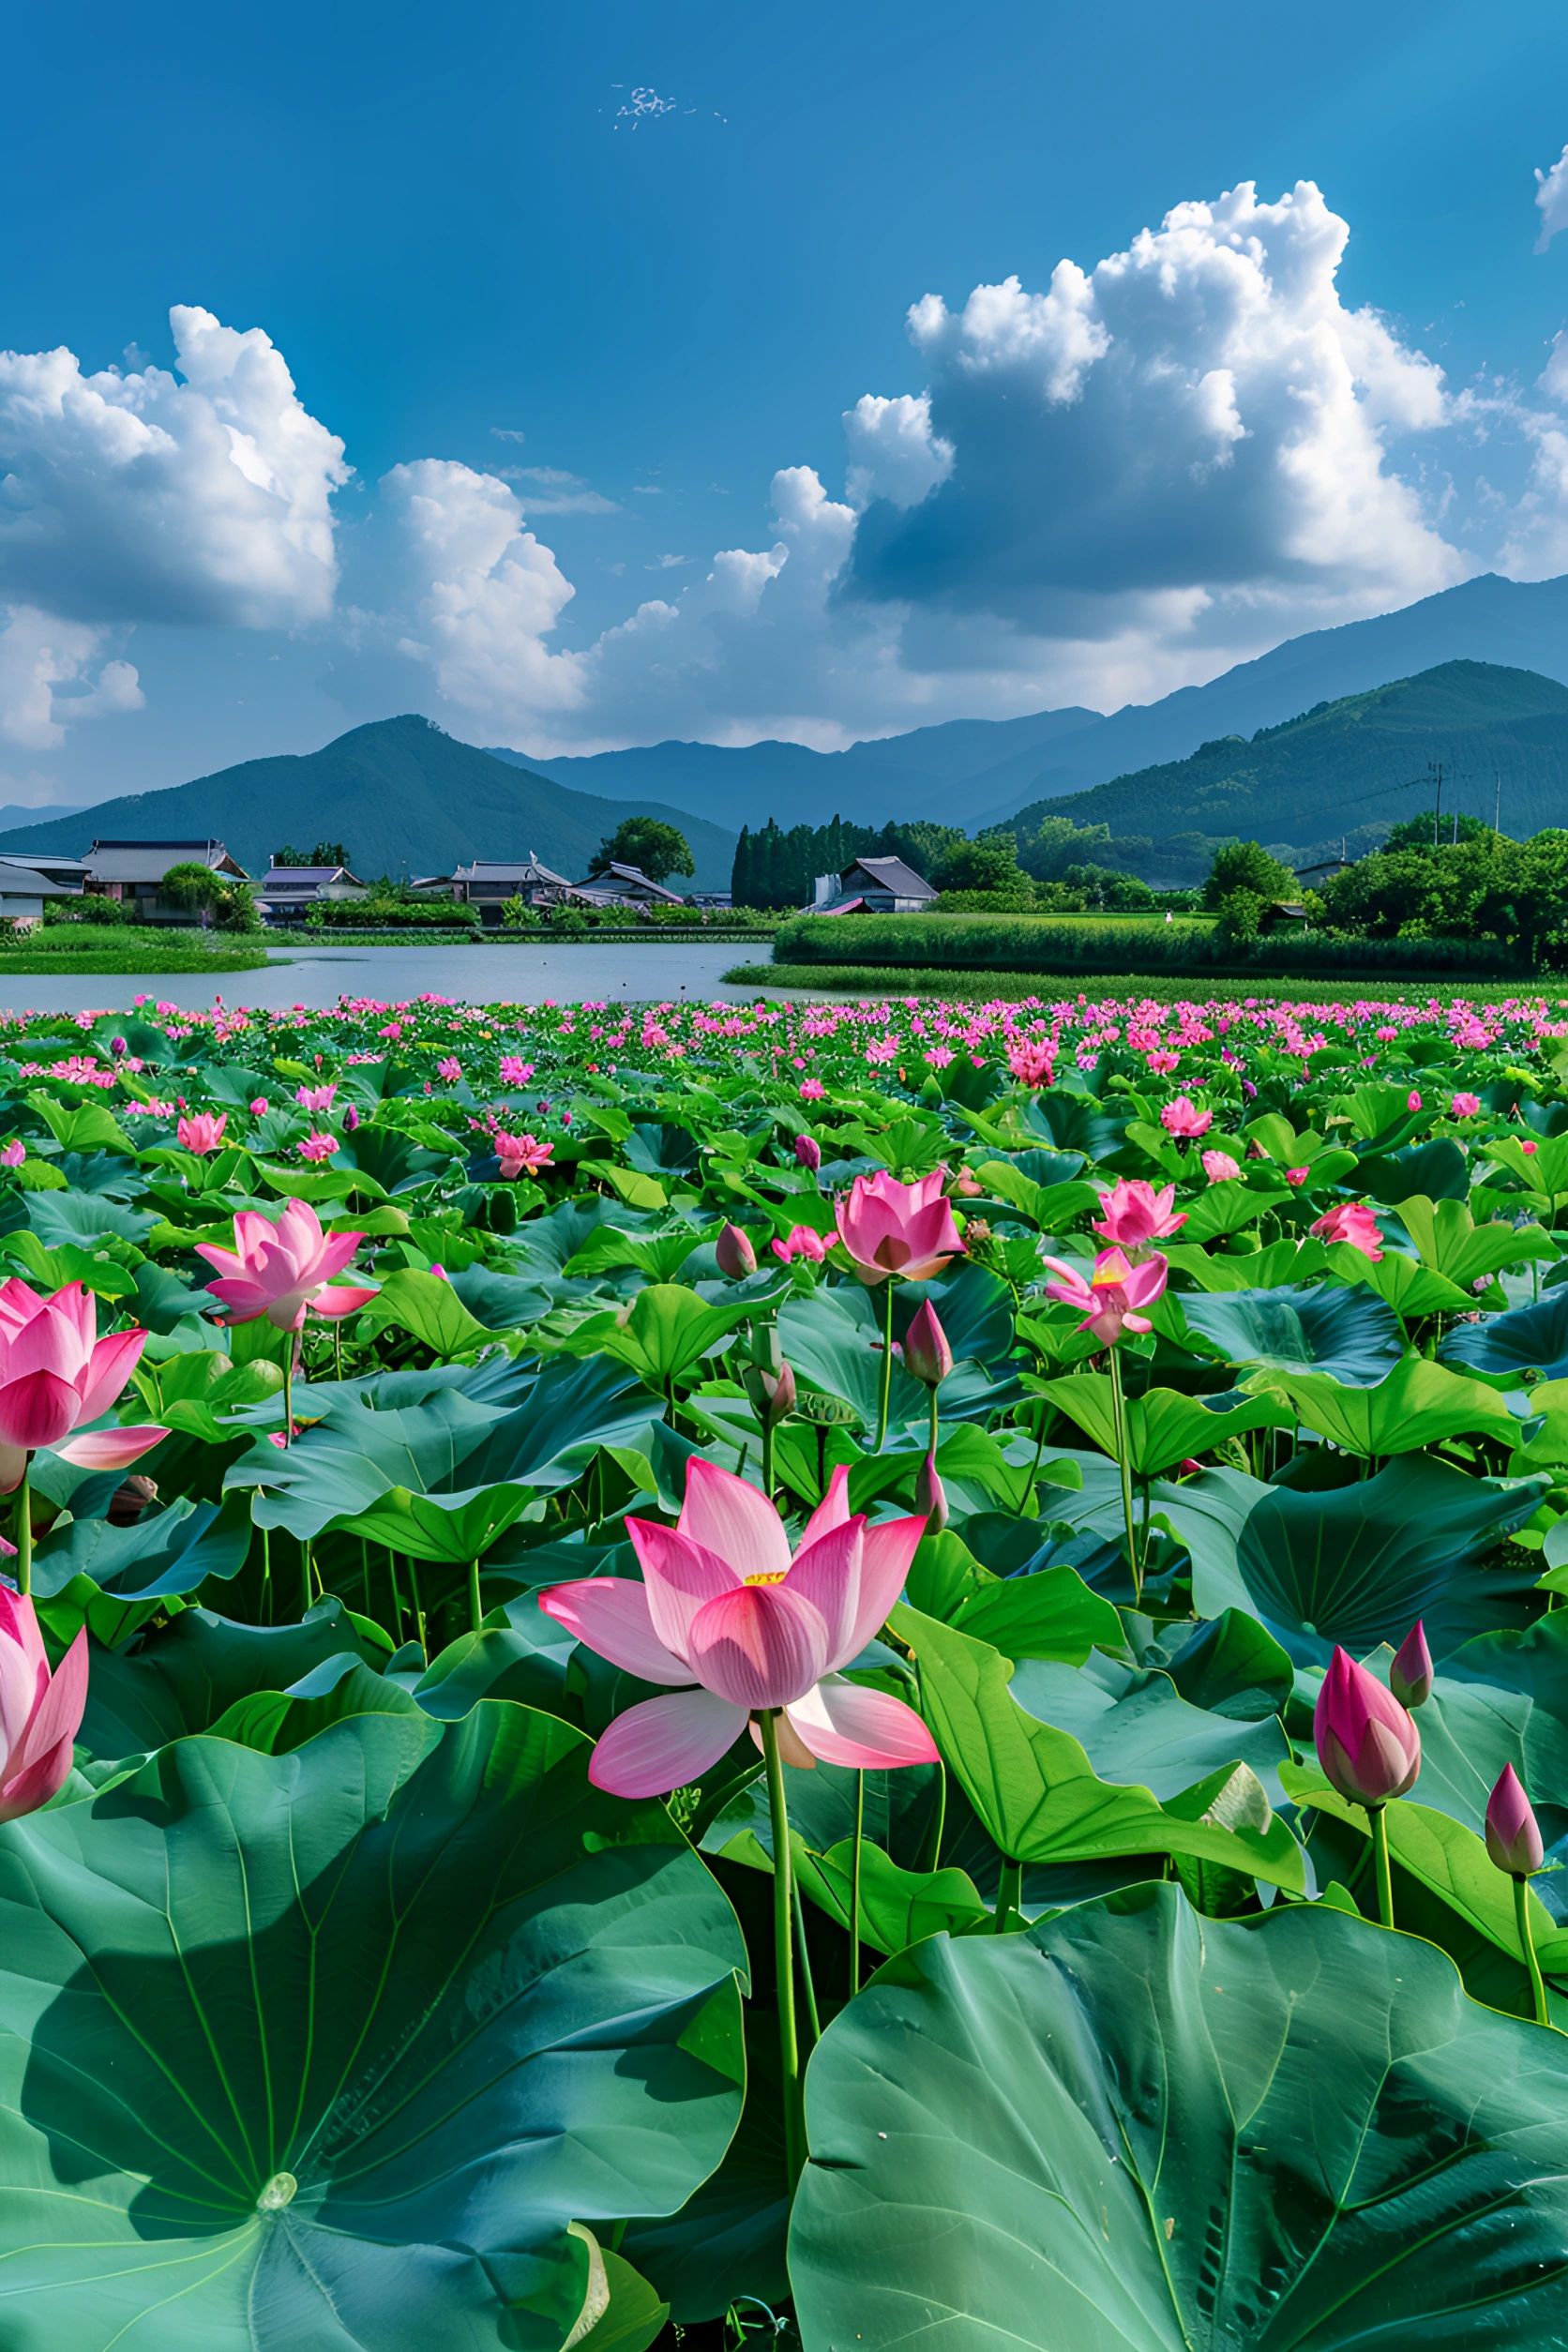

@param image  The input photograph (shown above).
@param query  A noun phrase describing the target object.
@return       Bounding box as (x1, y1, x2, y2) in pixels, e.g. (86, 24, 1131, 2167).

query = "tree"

(160, 862, 224, 925)
(1010, 815, 1115, 883)
(931, 837, 1028, 896)
(275, 839, 352, 867)
(589, 818, 693, 885)
(731, 824, 752, 905)
(1383, 810, 1496, 857)
(1202, 838, 1294, 912)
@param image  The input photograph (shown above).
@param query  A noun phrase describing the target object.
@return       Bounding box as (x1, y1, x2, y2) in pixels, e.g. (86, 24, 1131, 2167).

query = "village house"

(449, 855, 576, 924)
(82, 840, 249, 923)
(254, 861, 369, 924)
(0, 855, 80, 929)
(574, 861, 688, 910)
(809, 853, 937, 914)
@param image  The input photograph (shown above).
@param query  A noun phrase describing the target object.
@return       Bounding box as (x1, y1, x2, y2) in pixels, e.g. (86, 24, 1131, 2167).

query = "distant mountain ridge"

(0, 804, 81, 842)
(1006, 661, 1568, 851)
(0, 719, 736, 891)
(507, 571, 1568, 830)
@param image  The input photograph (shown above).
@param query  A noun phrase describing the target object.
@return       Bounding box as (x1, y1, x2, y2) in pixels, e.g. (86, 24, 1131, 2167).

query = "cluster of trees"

(274, 839, 352, 867)
(1318, 817, 1568, 962)
(731, 816, 967, 910)
(589, 818, 694, 885)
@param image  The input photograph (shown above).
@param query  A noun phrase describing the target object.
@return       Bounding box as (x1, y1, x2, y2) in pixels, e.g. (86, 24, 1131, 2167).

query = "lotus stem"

(793, 1876, 821, 2049)
(300, 1539, 313, 1621)
(874, 1278, 896, 1454)
(993, 1856, 1022, 1933)
(1368, 1802, 1395, 1930)
(1108, 1346, 1141, 1606)
(12, 1472, 30, 1599)
(761, 1414, 776, 1507)
(760, 1709, 805, 2188)
(281, 1358, 294, 1451)
(1515, 1873, 1549, 2027)
(468, 1557, 483, 1634)
(849, 1769, 865, 1998)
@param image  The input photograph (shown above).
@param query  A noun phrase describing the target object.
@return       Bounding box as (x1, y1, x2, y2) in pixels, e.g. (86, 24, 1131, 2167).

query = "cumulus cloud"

(0, 306, 347, 628)
(0, 607, 143, 749)
(1537, 145, 1568, 251)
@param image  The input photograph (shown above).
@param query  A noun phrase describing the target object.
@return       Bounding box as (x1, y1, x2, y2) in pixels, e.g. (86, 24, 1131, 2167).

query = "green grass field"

(0, 933, 270, 974)
(728, 959, 1566, 1005)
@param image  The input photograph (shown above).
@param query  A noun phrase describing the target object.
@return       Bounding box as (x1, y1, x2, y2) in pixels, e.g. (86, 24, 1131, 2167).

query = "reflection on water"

(0, 940, 798, 1015)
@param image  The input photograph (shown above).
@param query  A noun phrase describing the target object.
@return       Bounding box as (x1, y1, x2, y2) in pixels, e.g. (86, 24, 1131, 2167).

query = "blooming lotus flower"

(1310, 1201, 1384, 1261)
(249, 1097, 269, 1116)
(1485, 1763, 1545, 1876)
(1161, 1094, 1213, 1138)
(1389, 1620, 1433, 1710)
(195, 1200, 378, 1331)
(1092, 1179, 1185, 1252)
(494, 1130, 553, 1180)
(295, 1083, 337, 1113)
(772, 1224, 831, 1266)
(0, 1586, 86, 1821)
(1451, 1092, 1482, 1118)
(716, 1223, 758, 1280)
(0, 1140, 23, 1169)
(1314, 1646, 1421, 1806)
(901, 1300, 953, 1388)
(538, 1459, 935, 1798)
(176, 1110, 226, 1156)
(836, 1169, 965, 1285)
(1041, 1245, 1168, 1347)
(0, 1280, 168, 1494)
(1200, 1150, 1241, 1184)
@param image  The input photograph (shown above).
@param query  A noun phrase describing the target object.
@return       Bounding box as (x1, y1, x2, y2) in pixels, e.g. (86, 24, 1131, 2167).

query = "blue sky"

(5, 0, 1568, 805)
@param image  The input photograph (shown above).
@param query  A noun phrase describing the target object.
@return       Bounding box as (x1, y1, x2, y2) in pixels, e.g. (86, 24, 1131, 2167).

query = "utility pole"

(1430, 759, 1443, 849)
(1495, 770, 1501, 835)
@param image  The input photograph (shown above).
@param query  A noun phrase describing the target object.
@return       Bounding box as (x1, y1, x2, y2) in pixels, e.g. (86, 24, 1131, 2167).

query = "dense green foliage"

(589, 816, 694, 883)
(731, 814, 965, 909)
(772, 910, 1523, 977)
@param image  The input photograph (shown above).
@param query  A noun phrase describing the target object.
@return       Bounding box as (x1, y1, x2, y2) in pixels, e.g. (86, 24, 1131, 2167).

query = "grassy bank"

(0, 934, 269, 975)
(266, 926, 775, 947)
(728, 960, 1568, 1006)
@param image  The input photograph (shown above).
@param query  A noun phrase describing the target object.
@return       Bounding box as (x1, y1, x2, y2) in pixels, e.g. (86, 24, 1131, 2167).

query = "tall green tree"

(590, 818, 694, 884)
(1202, 838, 1294, 911)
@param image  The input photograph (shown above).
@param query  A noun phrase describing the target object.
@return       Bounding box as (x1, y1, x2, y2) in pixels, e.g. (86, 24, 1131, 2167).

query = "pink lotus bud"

(915, 1451, 948, 1530)
(1313, 1646, 1422, 1807)
(249, 1097, 269, 1116)
(0, 1139, 23, 1169)
(109, 1035, 128, 1058)
(748, 1359, 796, 1425)
(794, 1132, 822, 1173)
(1389, 1620, 1433, 1710)
(343, 1102, 360, 1132)
(1485, 1763, 1545, 1876)
(716, 1222, 758, 1280)
(902, 1300, 953, 1388)
(0, 1588, 86, 1820)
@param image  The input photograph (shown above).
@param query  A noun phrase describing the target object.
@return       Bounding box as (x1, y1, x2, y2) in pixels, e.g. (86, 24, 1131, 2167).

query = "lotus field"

(10, 984, 1568, 2346)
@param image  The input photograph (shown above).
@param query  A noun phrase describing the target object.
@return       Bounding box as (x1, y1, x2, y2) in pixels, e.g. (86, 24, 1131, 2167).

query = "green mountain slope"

(1006, 662, 1568, 851)
(0, 717, 736, 892)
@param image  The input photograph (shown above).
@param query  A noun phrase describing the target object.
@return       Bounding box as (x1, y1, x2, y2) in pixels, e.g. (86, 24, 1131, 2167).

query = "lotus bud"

(747, 1359, 797, 1425)
(1485, 1763, 1545, 1877)
(343, 1102, 360, 1133)
(716, 1222, 758, 1280)
(110, 1035, 128, 1058)
(794, 1133, 822, 1174)
(1313, 1646, 1421, 1807)
(902, 1300, 954, 1389)
(1389, 1620, 1433, 1710)
(915, 1451, 948, 1530)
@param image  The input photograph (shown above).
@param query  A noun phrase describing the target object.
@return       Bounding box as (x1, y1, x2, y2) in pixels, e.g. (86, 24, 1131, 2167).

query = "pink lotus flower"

(716, 1223, 758, 1279)
(1313, 1646, 1421, 1806)
(901, 1300, 953, 1387)
(494, 1130, 553, 1180)
(249, 1096, 269, 1116)
(1310, 1201, 1384, 1261)
(772, 1224, 831, 1266)
(1284, 1166, 1309, 1186)
(0, 1281, 168, 1494)
(1451, 1092, 1482, 1117)
(1485, 1763, 1545, 1876)
(799, 1078, 825, 1101)
(1161, 1094, 1213, 1138)
(1092, 1179, 1185, 1252)
(0, 1585, 86, 1821)
(437, 1058, 462, 1083)
(538, 1460, 936, 1798)
(1041, 1245, 1168, 1347)
(1005, 1037, 1055, 1088)
(1407, 1091, 1422, 1112)
(295, 1083, 337, 1113)
(836, 1169, 965, 1285)
(0, 1140, 23, 1169)
(176, 1110, 226, 1156)
(1200, 1150, 1241, 1184)
(296, 1131, 339, 1163)
(1389, 1620, 1433, 1710)
(794, 1133, 822, 1173)
(195, 1200, 377, 1331)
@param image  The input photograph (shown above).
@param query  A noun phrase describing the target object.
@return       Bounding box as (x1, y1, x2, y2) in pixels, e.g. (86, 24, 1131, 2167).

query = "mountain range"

(0, 719, 736, 891)
(1004, 660, 1568, 856)
(517, 571, 1568, 830)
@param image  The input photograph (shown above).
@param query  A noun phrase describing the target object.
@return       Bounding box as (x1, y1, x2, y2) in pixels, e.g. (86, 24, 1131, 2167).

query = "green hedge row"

(769, 913, 1531, 980)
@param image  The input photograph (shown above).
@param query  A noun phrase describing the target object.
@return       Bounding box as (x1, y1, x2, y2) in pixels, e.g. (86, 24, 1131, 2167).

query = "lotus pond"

(6, 985, 1568, 2348)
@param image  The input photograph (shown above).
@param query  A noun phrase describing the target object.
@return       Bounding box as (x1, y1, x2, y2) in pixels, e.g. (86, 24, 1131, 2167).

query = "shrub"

(43, 895, 138, 927)
(308, 897, 480, 930)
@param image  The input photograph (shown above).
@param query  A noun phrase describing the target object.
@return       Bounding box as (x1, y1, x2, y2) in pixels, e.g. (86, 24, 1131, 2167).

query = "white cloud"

(842, 393, 954, 509)
(1537, 145, 1568, 251)
(0, 606, 143, 749)
(495, 463, 620, 515)
(0, 305, 347, 628)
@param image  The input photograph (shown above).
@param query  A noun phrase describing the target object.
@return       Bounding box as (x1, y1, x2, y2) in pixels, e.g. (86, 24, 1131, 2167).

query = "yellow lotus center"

(744, 1570, 790, 1586)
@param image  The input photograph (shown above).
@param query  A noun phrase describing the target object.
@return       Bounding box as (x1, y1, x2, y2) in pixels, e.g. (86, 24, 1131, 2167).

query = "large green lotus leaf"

(1040, 1372, 1289, 1476)
(895, 1607, 1304, 1891)
(1163, 1457, 1548, 1666)
(412, 1597, 582, 1720)
(0, 1704, 746, 2352)
(28, 1492, 254, 1603)
(1162, 1237, 1332, 1291)
(353, 1267, 490, 1356)
(1244, 1356, 1519, 1455)
(24, 1189, 158, 1249)
(780, 1287, 1006, 1436)
(1174, 1280, 1403, 1386)
(76, 1601, 375, 1766)
(1355, 1135, 1471, 1202)
(1441, 1285, 1568, 1383)
(569, 1282, 761, 1385)
(1158, 1608, 1295, 1721)
(229, 1355, 656, 1540)
(788, 1883, 1568, 2351)
(1008, 1652, 1290, 1802)
(1391, 1195, 1557, 1284)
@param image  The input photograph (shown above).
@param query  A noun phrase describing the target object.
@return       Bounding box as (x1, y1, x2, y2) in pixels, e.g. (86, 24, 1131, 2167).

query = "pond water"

(0, 939, 800, 1015)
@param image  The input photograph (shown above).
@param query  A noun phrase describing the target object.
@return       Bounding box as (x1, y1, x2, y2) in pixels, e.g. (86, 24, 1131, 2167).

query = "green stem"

(1369, 1802, 1395, 1930)
(12, 1471, 31, 1599)
(874, 1279, 896, 1455)
(993, 1856, 1022, 1933)
(792, 1876, 821, 2050)
(1108, 1346, 1141, 1606)
(407, 1559, 428, 1657)
(467, 1557, 483, 1634)
(849, 1770, 865, 1999)
(760, 1710, 804, 2188)
(761, 1414, 776, 1507)
(927, 1385, 940, 1463)
(386, 1548, 404, 1646)
(281, 1358, 293, 1450)
(300, 1539, 313, 1621)
(1515, 1873, 1549, 2027)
